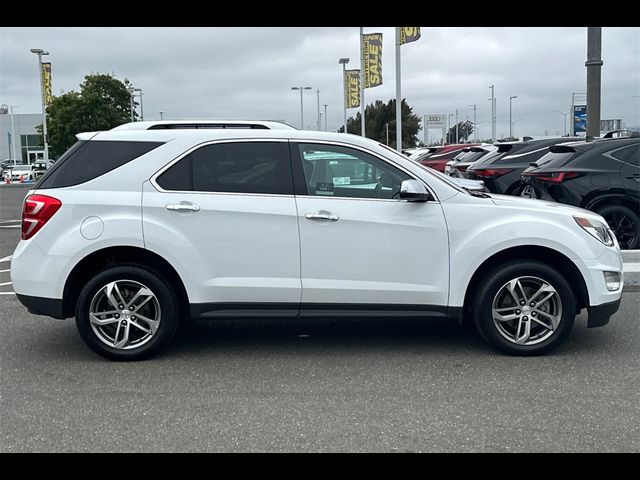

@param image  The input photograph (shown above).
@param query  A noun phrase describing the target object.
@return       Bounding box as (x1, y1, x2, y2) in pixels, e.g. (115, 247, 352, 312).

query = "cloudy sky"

(1, 27, 638, 141)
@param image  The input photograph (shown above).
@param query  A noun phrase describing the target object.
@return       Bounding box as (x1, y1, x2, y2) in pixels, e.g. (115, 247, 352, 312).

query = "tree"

(446, 120, 474, 144)
(44, 73, 137, 158)
(339, 98, 421, 149)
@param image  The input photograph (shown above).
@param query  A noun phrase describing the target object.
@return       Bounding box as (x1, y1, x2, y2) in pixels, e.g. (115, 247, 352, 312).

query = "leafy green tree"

(339, 98, 421, 149)
(44, 73, 137, 158)
(446, 120, 474, 143)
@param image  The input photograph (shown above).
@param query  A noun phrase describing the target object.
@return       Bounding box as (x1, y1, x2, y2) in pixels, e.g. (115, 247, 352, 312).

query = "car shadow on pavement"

(165, 316, 492, 357)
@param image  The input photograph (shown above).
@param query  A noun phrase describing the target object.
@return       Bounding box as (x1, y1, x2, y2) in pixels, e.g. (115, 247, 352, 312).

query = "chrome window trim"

(150, 138, 294, 196)
(292, 139, 440, 203)
(149, 137, 440, 203)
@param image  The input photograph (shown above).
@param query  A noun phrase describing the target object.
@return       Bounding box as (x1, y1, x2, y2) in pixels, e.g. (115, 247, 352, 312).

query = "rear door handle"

(305, 211, 339, 222)
(627, 175, 640, 181)
(166, 202, 200, 212)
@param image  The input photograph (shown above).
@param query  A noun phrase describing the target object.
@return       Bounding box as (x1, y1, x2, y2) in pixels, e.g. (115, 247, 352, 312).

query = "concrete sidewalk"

(623, 250, 640, 287)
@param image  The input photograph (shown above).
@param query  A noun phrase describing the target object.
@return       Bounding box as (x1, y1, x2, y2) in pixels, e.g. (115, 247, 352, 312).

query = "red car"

(409, 144, 477, 172)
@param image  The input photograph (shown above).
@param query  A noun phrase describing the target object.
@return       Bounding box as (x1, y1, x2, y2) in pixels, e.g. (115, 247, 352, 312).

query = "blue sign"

(573, 105, 587, 133)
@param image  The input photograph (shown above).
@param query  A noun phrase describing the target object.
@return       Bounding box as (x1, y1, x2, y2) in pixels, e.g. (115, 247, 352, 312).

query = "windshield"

(378, 143, 470, 195)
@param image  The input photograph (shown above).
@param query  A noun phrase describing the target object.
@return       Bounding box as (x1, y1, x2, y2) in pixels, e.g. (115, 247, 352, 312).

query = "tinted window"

(298, 143, 411, 199)
(156, 142, 293, 195)
(156, 155, 190, 190)
(38, 141, 163, 189)
(609, 145, 636, 161)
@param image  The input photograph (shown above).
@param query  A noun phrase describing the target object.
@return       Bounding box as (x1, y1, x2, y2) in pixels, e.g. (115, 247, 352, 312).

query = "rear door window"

(156, 141, 293, 195)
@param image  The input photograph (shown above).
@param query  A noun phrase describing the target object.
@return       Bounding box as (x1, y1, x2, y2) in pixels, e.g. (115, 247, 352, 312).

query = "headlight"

(574, 216, 614, 246)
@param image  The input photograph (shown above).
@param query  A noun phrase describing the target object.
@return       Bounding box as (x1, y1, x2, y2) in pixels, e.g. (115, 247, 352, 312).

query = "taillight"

(472, 168, 514, 179)
(21, 194, 62, 240)
(522, 171, 580, 183)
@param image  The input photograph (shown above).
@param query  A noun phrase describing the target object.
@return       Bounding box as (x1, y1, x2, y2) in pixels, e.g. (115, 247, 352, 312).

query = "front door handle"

(305, 211, 339, 222)
(627, 175, 640, 182)
(166, 202, 200, 212)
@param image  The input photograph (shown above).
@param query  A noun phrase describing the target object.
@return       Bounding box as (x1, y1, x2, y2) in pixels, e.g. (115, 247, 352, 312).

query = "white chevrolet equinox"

(11, 128, 623, 360)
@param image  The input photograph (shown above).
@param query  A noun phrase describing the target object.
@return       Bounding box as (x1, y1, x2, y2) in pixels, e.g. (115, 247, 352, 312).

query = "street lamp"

(509, 95, 518, 139)
(489, 84, 496, 142)
(30, 48, 50, 161)
(291, 86, 312, 130)
(468, 104, 477, 142)
(339, 58, 349, 133)
(134, 88, 143, 121)
(552, 110, 568, 136)
(323, 104, 328, 131)
(447, 113, 454, 144)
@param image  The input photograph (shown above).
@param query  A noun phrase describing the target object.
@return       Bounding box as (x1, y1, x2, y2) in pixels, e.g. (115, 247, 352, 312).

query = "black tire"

(472, 260, 576, 356)
(595, 204, 639, 250)
(75, 265, 180, 361)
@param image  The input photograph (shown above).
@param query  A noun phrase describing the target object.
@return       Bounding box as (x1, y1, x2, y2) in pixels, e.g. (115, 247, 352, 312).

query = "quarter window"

(156, 142, 293, 195)
(297, 143, 411, 199)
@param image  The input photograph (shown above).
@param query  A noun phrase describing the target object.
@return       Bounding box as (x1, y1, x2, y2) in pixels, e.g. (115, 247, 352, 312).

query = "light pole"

(10, 105, 18, 163)
(323, 104, 328, 131)
(339, 58, 349, 132)
(455, 108, 459, 143)
(586, 27, 603, 138)
(30, 48, 50, 161)
(489, 84, 496, 142)
(552, 110, 568, 136)
(468, 104, 477, 142)
(159, 111, 164, 120)
(447, 113, 454, 144)
(134, 88, 143, 121)
(127, 85, 135, 121)
(316, 89, 321, 130)
(509, 95, 517, 139)
(291, 86, 312, 130)
(385, 123, 390, 146)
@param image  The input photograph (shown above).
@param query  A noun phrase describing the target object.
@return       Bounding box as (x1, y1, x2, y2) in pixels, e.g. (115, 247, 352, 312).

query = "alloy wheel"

(491, 276, 562, 346)
(88, 279, 161, 350)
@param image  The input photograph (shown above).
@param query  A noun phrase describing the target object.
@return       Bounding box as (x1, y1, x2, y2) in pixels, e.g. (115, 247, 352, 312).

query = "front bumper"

(587, 297, 621, 328)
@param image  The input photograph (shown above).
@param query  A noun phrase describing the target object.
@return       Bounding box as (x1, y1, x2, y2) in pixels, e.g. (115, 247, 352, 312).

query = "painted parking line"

(0, 281, 12, 286)
(0, 255, 12, 263)
(0, 292, 16, 295)
(0, 269, 10, 273)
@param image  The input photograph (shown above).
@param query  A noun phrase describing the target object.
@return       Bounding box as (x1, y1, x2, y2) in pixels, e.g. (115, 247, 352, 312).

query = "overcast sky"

(1, 27, 639, 141)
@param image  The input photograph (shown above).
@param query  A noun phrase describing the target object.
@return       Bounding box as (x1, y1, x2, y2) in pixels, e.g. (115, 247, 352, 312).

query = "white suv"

(11, 129, 623, 360)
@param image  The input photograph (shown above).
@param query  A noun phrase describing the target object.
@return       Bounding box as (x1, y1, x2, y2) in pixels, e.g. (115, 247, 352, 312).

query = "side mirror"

(398, 179, 430, 202)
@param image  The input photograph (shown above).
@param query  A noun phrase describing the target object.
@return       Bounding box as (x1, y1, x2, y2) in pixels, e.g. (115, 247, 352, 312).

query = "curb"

(622, 249, 640, 286)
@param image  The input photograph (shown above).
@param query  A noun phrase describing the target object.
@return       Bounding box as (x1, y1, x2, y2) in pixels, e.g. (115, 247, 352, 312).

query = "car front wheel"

(75, 265, 180, 360)
(473, 260, 576, 355)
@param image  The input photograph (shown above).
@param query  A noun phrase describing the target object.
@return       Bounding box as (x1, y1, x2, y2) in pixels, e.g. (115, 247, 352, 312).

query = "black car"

(520, 136, 640, 249)
(467, 137, 582, 195)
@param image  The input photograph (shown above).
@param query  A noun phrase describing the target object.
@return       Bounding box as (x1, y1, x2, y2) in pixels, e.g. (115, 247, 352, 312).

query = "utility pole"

(586, 27, 603, 138)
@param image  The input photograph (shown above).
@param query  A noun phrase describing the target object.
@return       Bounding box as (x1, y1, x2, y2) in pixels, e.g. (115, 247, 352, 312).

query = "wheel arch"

(461, 245, 589, 323)
(62, 246, 189, 319)
(584, 192, 638, 213)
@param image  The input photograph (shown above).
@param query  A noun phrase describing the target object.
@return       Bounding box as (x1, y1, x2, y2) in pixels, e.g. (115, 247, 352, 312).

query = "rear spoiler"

(76, 132, 102, 141)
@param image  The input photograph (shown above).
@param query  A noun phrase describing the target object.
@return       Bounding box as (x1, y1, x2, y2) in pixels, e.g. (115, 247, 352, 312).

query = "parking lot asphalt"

(1, 183, 638, 452)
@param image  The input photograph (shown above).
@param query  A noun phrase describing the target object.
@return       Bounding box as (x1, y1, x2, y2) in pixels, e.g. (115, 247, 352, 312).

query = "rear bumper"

(15, 293, 66, 319)
(587, 297, 621, 328)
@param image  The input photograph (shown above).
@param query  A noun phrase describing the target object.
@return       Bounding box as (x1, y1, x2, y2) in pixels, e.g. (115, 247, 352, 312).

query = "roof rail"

(602, 129, 640, 139)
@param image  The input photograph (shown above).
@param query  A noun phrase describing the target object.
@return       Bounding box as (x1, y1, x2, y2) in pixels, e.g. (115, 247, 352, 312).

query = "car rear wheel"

(75, 265, 180, 360)
(596, 204, 639, 250)
(473, 260, 576, 355)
